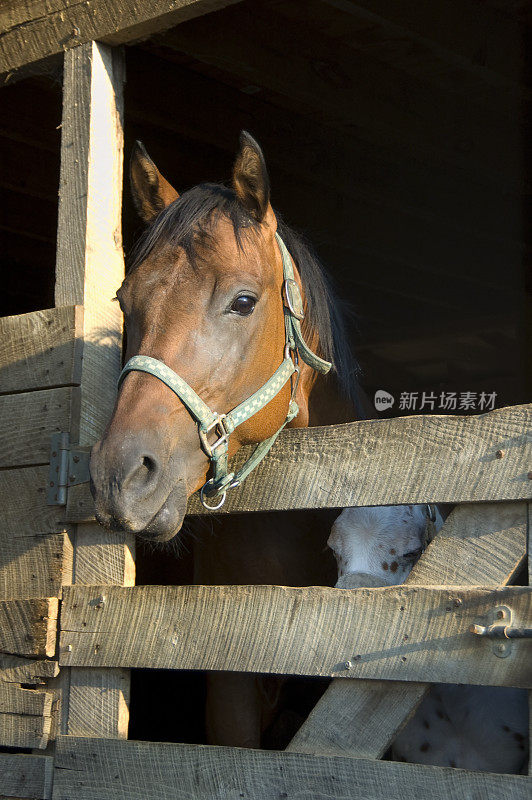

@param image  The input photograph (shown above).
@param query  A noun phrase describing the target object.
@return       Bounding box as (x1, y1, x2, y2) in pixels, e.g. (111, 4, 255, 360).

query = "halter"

(118, 233, 331, 510)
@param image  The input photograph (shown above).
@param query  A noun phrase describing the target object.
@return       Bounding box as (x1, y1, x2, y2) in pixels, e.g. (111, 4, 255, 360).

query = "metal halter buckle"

(198, 414, 231, 459)
(283, 279, 305, 321)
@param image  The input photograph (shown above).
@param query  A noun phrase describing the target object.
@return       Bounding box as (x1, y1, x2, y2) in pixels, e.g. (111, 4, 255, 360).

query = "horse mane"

(128, 183, 362, 412)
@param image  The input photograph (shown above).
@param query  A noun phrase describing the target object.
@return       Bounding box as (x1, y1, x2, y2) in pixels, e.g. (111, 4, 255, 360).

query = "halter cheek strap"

(118, 233, 331, 509)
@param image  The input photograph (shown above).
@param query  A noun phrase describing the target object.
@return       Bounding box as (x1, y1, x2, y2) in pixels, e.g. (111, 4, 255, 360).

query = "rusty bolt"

(73, 455, 80, 463)
(453, 598, 462, 608)
(495, 449, 504, 459)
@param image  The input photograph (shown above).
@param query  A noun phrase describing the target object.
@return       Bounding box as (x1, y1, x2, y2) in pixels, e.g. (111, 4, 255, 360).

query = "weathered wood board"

(0, 656, 58, 686)
(59, 584, 531, 687)
(0, 465, 65, 601)
(0, 598, 57, 657)
(0, 753, 53, 800)
(0, 657, 58, 751)
(52, 736, 531, 800)
(0, 1, 242, 75)
(289, 501, 527, 757)
(53, 41, 135, 742)
(66, 404, 532, 520)
(0, 386, 77, 468)
(0, 307, 82, 394)
(0, 684, 53, 749)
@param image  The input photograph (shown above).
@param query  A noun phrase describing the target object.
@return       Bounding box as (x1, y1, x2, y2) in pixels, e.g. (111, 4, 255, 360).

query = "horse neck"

(308, 375, 361, 426)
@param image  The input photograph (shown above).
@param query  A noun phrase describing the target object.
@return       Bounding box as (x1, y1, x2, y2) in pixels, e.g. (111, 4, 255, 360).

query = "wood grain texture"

(68, 404, 532, 521)
(0, 531, 64, 602)
(289, 501, 527, 756)
(59, 583, 531, 687)
(527, 503, 532, 775)
(0, 1, 242, 75)
(54, 42, 134, 741)
(0, 655, 58, 685)
(0, 753, 53, 799)
(0, 307, 82, 394)
(65, 523, 134, 739)
(0, 598, 57, 657)
(0, 386, 76, 468)
(55, 41, 124, 446)
(52, 736, 532, 800)
(0, 465, 65, 601)
(0, 684, 53, 749)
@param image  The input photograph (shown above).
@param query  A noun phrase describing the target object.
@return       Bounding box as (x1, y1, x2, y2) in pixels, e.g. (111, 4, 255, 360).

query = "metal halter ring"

(200, 483, 227, 511)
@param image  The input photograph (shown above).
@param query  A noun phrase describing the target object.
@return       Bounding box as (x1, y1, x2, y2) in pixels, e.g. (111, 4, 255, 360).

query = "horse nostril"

(142, 455, 157, 473)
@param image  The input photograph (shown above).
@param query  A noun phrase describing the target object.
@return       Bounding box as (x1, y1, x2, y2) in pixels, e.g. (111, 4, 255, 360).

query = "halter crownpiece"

(118, 233, 331, 510)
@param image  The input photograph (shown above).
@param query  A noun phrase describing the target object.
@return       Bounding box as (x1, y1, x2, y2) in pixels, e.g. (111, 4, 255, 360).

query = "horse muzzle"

(90, 433, 189, 542)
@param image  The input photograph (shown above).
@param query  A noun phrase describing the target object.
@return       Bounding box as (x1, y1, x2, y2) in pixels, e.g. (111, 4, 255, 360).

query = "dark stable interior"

(1, 0, 530, 748)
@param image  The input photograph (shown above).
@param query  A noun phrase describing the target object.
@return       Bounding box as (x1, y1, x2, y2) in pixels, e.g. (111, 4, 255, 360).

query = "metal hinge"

(47, 432, 91, 506)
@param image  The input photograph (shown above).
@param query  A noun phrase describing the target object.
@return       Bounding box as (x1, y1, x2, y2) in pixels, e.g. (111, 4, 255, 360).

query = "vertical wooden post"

(526, 503, 532, 775)
(55, 40, 134, 739)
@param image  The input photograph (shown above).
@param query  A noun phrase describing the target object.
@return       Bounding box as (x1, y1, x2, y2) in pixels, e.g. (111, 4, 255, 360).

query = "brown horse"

(90, 132, 363, 747)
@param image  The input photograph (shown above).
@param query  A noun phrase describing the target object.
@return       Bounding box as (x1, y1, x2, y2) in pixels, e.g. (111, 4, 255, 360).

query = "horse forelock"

(127, 182, 361, 412)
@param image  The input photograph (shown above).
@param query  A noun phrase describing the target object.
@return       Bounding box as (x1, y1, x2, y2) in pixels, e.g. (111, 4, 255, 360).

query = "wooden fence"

(0, 4, 531, 799)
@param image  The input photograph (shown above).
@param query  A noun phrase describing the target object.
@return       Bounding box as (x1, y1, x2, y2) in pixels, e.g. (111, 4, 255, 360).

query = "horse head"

(90, 132, 347, 541)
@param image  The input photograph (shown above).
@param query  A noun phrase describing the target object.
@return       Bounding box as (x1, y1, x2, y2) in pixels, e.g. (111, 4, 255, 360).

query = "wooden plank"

(54, 41, 125, 446)
(0, 598, 57, 657)
(0, 684, 53, 749)
(65, 523, 134, 740)
(0, 657, 59, 750)
(0, 466, 66, 536)
(0, 1, 242, 75)
(0, 307, 82, 394)
(59, 583, 531, 688)
(0, 754, 53, 800)
(0, 386, 77, 468)
(0, 477, 65, 604)
(0, 531, 65, 602)
(52, 736, 531, 800)
(54, 41, 135, 741)
(0, 464, 65, 601)
(527, 503, 532, 775)
(0, 656, 58, 686)
(289, 501, 526, 757)
(67, 404, 532, 520)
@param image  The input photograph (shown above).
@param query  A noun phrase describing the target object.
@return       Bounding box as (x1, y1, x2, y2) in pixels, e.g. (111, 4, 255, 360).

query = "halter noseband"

(118, 233, 331, 510)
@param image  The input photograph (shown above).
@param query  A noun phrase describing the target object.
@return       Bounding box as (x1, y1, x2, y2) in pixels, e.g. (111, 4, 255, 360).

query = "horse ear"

(130, 141, 179, 223)
(232, 131, 270, 222)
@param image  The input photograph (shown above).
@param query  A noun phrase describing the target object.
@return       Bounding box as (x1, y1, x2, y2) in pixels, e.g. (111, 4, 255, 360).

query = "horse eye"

(230, 295, 256, 316)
